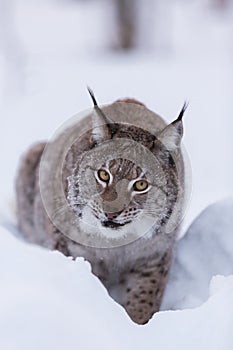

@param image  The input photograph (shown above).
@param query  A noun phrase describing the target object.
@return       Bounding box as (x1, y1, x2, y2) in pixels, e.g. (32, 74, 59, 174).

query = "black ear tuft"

(176, 101, 189, 122)
(87, 86, 98, 107)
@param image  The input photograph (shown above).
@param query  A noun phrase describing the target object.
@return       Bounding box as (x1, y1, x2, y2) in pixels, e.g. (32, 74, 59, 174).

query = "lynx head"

(66, 89, 187, 244)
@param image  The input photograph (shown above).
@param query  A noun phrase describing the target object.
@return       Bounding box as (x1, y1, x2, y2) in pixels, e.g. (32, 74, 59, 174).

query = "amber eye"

(97, 169, 110, 183)
(133, 180, 148, 192)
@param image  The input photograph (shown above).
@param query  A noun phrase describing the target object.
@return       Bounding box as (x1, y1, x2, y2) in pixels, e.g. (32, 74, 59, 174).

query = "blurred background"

(0, 0, 233, 230)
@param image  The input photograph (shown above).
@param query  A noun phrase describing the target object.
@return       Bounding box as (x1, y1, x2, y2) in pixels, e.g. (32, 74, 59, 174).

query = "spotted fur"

(16, 97, 186, 324)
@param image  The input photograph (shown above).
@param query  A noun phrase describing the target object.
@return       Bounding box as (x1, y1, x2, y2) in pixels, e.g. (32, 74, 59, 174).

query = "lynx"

(16, 89, 187, 324)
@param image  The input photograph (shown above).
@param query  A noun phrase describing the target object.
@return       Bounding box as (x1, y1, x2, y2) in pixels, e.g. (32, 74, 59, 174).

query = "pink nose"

(105, 210, 122, 219)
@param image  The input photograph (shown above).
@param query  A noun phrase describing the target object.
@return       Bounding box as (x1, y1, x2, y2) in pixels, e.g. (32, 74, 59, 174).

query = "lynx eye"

(133, 180, 148, 192)
(97, 169, 110, 183)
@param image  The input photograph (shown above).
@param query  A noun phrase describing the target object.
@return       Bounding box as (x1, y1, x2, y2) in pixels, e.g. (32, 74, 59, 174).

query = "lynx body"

(16, 95, 186, 324)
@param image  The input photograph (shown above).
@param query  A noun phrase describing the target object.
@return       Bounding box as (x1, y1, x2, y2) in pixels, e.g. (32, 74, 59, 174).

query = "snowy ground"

(162, 199, 233, 311)
(0, 220, 233, 350)
(0, 0, 233, 349)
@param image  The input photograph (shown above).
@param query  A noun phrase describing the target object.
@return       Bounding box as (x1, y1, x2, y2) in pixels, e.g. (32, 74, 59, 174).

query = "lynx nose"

(105, 210, 122, 220)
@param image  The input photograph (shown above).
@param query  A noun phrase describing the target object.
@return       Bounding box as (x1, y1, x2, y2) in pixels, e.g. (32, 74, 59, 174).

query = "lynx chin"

(16, 89, 189, 325)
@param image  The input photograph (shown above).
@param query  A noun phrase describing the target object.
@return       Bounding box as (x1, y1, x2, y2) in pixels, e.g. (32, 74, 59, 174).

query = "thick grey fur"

(16, 97, 185, 324)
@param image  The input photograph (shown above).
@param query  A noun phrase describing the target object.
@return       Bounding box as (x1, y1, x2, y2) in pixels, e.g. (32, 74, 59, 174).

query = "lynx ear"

(87, 87, 117, 144)
(157, 102, 188, 152)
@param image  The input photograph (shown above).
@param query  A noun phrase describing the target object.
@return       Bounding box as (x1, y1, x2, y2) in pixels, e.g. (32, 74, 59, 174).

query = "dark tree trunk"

(214, 0, 229, 9)
(114, 0, 137, 50)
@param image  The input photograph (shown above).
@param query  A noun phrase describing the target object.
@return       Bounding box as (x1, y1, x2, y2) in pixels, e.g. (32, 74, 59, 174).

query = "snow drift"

(0, 208, 233, 350)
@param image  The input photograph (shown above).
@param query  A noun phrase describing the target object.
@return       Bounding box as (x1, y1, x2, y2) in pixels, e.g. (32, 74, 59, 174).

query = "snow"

(162, 198, 233, 310)
(1, 0, 233, 348)
(0, 227, 127, 350)
(0, 225, 233, 350)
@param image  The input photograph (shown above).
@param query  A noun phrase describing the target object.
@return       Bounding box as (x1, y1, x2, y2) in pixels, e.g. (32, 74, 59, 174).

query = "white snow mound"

(162, 198, 233, 310)
(0, 226, 233, 350)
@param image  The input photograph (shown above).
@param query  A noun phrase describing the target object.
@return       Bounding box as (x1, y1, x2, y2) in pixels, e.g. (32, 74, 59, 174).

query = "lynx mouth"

(101, 220, 131, 229)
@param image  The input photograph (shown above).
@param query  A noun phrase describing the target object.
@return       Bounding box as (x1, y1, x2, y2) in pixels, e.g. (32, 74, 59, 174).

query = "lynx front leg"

(109, 251, 172, 325)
